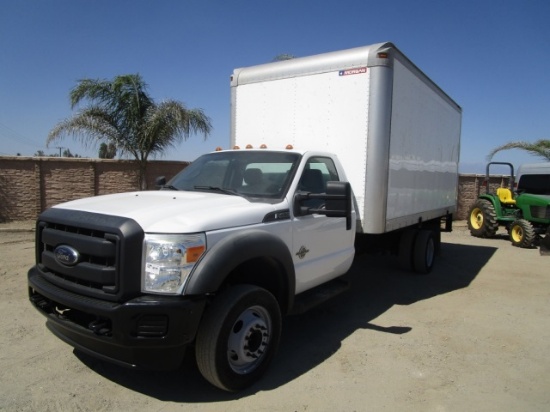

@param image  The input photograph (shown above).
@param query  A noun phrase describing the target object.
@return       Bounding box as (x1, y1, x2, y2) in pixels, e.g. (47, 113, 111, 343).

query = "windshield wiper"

(160, 184, 179, 191)
(194, 186, 242, 196)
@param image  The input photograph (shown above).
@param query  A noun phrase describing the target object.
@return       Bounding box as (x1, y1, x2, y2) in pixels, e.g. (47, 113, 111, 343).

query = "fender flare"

(185, 229, 296, 313)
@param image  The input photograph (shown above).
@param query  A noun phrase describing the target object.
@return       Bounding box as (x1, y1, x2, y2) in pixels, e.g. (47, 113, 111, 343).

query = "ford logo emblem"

(54, 245, 80, 266)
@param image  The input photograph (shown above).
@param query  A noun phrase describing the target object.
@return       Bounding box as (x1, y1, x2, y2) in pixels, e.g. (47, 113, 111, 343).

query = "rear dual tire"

(398, 229, 436, 274)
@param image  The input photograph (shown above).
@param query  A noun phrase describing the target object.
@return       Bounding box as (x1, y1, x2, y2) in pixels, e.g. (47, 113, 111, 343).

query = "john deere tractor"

(467, 162, 550, 252)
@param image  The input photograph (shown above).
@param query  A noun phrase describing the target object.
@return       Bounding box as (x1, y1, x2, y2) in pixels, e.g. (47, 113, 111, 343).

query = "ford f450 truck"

(28, 42, 462, 391)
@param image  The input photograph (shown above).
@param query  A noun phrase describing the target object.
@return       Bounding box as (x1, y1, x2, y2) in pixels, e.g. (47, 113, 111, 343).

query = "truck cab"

(28, 148, 354, 392)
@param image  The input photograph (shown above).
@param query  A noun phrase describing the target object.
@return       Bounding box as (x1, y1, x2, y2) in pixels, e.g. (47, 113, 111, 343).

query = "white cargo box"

(231, 42, 462, 234)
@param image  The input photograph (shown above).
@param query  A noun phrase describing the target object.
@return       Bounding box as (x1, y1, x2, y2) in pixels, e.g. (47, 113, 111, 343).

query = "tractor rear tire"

(467, 199, 499, 238)
(509, 219, 536, 248)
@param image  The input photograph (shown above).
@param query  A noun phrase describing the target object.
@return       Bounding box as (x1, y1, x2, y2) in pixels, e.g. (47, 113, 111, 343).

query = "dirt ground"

(1, 221, 549, 411)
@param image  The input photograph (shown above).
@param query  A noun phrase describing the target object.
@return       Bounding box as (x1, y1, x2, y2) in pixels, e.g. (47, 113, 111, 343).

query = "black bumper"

(28, 266, 206, 370)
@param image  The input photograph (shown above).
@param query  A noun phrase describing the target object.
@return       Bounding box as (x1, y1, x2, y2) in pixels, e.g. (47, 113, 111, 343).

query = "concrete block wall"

(0, 156, 510, 222)
(457, 174, 511, 220)
(0, 157, 188, 222)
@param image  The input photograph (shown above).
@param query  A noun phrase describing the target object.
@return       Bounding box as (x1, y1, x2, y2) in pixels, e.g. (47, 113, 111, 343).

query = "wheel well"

(221, 257, 290, 314)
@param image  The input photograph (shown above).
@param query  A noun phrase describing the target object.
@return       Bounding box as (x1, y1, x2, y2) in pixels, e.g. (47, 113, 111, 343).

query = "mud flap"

(540, 234, 550, 256)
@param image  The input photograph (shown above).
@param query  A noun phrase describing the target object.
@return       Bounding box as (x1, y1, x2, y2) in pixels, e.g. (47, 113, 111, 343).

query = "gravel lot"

(1, 222, 549, 411)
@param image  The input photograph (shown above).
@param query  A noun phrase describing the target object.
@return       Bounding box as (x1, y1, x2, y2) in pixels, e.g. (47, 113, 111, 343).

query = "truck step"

(290, 278, 350, 315)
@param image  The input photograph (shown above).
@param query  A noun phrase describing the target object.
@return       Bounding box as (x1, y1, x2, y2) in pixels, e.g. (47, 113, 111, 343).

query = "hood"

(53, 190, 281, 233)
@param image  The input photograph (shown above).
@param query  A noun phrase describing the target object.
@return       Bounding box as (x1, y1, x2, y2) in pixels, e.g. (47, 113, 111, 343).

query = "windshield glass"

(166, 151, 301, 200)
(517, 174, 550, 195)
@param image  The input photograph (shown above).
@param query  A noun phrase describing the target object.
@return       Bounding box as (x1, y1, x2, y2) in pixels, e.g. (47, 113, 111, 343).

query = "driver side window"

(299, 157, 340, 193)
(298, 157, 339, 209)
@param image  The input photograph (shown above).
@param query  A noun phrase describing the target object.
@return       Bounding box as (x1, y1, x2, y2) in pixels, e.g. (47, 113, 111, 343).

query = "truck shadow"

(75, 240, 496, 402)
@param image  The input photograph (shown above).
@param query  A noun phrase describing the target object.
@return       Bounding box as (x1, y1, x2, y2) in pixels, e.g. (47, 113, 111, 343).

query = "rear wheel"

(398, 229, 436, 274)
(509, 219, 536, 248)
(413, 230, 436, 274)
(195, 284, 281, 392)
(467, 199, 499, 238)
(398, 229, 417, 271)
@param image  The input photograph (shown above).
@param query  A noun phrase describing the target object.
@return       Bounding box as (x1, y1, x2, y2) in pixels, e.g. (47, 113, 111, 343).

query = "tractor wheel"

(467, 199, 499, 238)
(540, 227, 550, 255)
(509, 219, 536, 248)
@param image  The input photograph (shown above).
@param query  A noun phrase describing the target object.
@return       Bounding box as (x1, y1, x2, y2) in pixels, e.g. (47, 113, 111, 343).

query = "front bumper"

(28, 266, 206, 370)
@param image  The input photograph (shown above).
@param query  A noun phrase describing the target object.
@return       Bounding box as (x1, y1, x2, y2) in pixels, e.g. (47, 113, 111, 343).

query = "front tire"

(509, 219, 536, 248)
(195, 285, 282, 392)
(468, 199, 499, 238)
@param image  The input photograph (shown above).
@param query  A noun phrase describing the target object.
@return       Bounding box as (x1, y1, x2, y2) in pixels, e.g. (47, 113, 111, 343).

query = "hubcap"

(470, 208, 483, 230)
(511, 225, 523, 242)
(426, 238, 435, 267)
(227, 306, 271, 374)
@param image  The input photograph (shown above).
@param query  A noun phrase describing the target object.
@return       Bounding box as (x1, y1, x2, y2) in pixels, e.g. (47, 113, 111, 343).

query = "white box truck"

(28, 42, 461, 391)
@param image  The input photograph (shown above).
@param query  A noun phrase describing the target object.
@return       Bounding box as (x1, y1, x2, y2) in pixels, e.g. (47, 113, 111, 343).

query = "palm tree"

(48, 74, 212, 189)
(98, 142, 117, 159)
(487, 139, 550, 162)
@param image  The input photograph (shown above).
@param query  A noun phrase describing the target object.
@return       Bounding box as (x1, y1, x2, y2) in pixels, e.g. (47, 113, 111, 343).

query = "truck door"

(292, 156, 355, 293)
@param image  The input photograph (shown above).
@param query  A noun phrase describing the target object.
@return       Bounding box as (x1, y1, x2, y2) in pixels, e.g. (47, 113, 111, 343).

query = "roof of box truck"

(230, 41, 460, 111)
(231, 42, 394, 85)
(517, 163, 550, 176)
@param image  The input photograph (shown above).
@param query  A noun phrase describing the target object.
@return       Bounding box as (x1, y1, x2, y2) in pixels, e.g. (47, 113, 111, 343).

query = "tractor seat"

(496, 187, 516, 205)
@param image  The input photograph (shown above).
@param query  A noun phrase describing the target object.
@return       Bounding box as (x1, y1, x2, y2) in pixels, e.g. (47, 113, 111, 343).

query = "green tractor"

(467, 162, 550, 252)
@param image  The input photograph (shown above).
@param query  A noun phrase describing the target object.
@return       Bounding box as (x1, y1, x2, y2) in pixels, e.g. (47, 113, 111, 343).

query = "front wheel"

(195, 285, 282, 392)
(509, 219, 536, 248)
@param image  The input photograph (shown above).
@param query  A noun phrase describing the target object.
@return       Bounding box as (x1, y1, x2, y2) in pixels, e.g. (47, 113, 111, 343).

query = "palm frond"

(487, 139, 550, 161)
(47, 107, 121, 148)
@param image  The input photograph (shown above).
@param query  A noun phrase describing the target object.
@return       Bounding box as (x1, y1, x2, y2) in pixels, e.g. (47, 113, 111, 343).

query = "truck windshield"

(166, 151, 301, 200)
(517, 174, 550, 195)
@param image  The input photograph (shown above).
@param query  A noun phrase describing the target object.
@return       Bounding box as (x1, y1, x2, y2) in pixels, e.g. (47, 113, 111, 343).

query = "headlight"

(142, 233, 206, 294)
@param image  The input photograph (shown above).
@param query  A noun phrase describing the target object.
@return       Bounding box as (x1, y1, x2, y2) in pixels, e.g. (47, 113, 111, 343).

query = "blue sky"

(1, 0, 549, 173)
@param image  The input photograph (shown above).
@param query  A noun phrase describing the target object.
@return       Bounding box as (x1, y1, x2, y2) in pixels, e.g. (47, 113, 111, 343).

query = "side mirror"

(293, 181, 353, 230)
(325, 181, 352, 221)
(155, 176, 166, 189)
